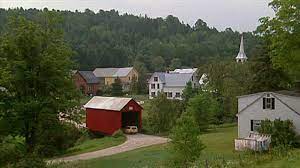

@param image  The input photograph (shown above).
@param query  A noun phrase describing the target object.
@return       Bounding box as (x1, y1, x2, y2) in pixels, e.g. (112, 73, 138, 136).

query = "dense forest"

(0, 8, 259, 71)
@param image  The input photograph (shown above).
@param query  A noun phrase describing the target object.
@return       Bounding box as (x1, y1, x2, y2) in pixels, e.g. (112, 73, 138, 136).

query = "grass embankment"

(57, 125, 300, 168)
(60, 136, 126, 157)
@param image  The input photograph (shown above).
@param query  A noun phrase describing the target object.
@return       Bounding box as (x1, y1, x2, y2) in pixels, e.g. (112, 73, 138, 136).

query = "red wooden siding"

(73, 72, 99, 96)
(86, 108, 121, 135)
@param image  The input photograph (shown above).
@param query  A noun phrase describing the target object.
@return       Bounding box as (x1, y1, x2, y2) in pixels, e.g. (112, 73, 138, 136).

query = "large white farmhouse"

(148, 69, 199, 100)
(237, 91, 300, 138)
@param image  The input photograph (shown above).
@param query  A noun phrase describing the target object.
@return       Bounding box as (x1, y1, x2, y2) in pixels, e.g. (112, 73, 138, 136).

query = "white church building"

(236, 34, 248, 63)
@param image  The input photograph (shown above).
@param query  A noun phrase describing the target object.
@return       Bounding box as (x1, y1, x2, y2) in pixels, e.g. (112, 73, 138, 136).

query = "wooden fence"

(235, 133, 271, 151)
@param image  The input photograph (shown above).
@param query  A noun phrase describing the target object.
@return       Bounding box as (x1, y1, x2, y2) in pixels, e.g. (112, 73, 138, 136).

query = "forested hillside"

(0, 8, 259, 71)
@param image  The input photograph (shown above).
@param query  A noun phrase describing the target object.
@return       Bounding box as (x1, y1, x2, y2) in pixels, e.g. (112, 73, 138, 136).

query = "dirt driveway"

(49, 134, 169, 163)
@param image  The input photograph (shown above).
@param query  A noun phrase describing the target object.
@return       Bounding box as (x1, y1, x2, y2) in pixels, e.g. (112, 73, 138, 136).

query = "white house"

(237, 91, 300, 138)
(148, 69, 199, 100)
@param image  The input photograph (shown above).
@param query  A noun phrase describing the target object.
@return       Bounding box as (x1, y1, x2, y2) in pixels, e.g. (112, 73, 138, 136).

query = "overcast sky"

(0, 0, 274, 32)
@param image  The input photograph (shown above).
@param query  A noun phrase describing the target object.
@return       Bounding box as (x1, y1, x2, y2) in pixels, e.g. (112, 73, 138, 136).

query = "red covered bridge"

(84, 96, 143, 135)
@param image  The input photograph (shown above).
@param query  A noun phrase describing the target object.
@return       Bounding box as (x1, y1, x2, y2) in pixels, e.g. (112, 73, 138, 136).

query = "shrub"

(112, 129, 125, 138)
(0, 135, 25, 167)
(259, 119, 299, 148)
(12, 154, 46, 168)
(169, 112, 205, 167)
(144, 94, 184, 134)
(35, 121, 81, 157)
(186, 91, 221, 132)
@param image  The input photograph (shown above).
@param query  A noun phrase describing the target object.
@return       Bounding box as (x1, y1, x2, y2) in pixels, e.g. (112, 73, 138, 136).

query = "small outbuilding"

(84, 96, 143, 135)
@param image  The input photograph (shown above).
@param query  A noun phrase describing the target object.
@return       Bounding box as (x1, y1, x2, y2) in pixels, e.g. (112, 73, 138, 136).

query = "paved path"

(49, 134, 169, 163)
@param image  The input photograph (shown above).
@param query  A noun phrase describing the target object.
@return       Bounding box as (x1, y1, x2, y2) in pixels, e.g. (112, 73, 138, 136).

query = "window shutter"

(263, 98, 266, 109)
(272, 98, 275, 109)
(251, 120, 253, 131)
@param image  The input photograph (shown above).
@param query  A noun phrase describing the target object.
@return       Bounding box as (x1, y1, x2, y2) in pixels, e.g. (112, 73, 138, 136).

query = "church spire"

(236, 34, 248, 63)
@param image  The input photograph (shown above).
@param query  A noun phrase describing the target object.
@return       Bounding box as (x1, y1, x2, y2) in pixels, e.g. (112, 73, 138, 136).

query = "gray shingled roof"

(164, 73, 193, 87)
(78, 71, 99, 84)
(93, 67, 133, 78)
(151, 72, 193, 87)
(152, 72, 166, 83)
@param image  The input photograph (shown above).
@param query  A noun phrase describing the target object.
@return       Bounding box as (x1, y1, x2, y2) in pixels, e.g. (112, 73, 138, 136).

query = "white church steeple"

(236, 34, 248, 63)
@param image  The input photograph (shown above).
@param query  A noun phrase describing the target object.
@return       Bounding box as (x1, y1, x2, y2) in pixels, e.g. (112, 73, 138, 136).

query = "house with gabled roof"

(148, 69, 199, 100)
(237, 90, 300, 138)
(93, 67, 138, 91)
(73, 71, 100, 96)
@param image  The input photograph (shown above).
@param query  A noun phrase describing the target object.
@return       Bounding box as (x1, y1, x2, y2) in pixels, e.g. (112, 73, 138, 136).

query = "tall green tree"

(205, 61, 252, 120)
(186, 91, 221, 131)
(0, 16, 79, 152)
(249, 43, 290, 92)
(258, 0, 300, 80)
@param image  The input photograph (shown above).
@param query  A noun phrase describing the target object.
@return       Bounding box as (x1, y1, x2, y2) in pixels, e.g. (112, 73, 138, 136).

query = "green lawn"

(61, 136, 126, 157)
(56, 125, 300, 168)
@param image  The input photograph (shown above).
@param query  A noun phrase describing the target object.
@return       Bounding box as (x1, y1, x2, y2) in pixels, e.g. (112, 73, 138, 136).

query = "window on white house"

(251, 120, 261, 132)
(157, 84, 160, 89)
(263, 95, 275, 110)
(167, 92, 173, 98)
(151, 84, 155, 89)
(154, 77, 158, 82)
(192, 76, 194, 81)
(151, 92, 156, 97)
(175, 92, 181, 98)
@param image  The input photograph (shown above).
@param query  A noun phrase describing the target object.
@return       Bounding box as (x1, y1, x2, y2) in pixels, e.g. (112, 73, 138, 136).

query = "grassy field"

(57, 125, 300, 168)
(60, 136, 126, 157)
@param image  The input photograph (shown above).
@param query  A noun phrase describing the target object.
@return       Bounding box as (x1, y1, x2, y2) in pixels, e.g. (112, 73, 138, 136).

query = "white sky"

(0, 0, 274, 32)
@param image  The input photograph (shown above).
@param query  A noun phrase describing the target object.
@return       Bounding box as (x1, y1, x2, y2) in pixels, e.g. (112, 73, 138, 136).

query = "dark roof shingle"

(78, 71, 99, 84)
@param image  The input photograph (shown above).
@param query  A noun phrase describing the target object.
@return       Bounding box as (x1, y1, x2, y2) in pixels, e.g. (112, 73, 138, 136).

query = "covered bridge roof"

(84, 96, 139, 111)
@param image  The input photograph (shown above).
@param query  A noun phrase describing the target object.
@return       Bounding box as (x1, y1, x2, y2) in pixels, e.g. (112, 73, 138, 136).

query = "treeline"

(0, 8, 259, 71)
